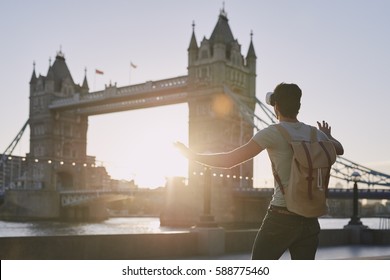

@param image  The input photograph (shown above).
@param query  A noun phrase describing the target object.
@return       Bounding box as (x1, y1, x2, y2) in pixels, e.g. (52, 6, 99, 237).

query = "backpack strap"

(301, 141, 314, 200)
(319, 141, 332, 197)
(272, 124, 291, 195)
(272, 124, 292, 195)
(271, 161, 285, 195)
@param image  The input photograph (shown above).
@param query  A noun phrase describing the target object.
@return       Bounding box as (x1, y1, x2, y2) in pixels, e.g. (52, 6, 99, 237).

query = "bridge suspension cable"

(0, 119, 29, 167)
(332, 157, 390, 187)
(223, 86, 276, 130)
(223, 85, 390, 187)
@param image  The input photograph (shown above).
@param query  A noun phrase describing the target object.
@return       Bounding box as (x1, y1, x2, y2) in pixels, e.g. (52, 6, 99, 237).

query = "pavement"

(189, 245, 390, 260)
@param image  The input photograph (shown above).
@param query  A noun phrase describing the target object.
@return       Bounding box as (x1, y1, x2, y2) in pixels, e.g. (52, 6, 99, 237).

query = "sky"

(1, 0, 389, 188)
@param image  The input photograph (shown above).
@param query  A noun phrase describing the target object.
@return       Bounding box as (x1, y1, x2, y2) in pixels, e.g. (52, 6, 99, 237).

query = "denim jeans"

(251, 207, 320, 260)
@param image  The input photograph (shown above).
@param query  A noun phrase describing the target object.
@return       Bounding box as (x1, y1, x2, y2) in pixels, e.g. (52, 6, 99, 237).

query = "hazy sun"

(88, 104, 188, 188)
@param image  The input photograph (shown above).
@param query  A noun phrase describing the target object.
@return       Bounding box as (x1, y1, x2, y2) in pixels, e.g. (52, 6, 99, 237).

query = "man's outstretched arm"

(174, 140, 264, 169)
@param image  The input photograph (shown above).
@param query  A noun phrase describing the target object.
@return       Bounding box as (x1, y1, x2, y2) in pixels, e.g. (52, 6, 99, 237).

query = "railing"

(59, 188, 151, 207)
(327, 188, 390, 199)
(233, 187, 390, 199)
(379, 216, 390, 230)
(49, 76, 188, 109)
(77, 92, 188, 115)
(59, 188, 145, 195)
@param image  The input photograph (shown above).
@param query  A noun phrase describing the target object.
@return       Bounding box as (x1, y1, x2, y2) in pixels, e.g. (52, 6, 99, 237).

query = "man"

(175, 83, 344, 259)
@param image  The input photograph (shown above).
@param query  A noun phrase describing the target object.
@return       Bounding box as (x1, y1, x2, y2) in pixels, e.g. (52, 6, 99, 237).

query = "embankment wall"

(1, 228, 389, 259)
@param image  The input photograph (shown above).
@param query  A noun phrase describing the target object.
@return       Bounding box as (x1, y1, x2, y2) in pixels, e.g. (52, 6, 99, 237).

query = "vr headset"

(265, 92, 276, 106)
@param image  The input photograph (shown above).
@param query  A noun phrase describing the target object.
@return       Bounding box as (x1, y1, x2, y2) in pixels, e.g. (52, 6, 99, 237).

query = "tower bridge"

(1, 8, 389, 223)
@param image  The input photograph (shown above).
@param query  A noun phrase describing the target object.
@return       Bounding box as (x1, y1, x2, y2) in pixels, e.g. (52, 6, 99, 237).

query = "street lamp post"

(194, 167, 224, 256)
(196, 167, 218, 227)
(346, 171, 365, 227)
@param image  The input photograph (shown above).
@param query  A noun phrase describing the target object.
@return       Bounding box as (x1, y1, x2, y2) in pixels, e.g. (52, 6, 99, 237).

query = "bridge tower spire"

(187, 9, 257, 188)
(81, 67, 89, 94)
(188, 20, 198, 68)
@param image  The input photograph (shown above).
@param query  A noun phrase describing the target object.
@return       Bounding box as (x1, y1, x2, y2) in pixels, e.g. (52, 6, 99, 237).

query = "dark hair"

(273, 83, 302, 118)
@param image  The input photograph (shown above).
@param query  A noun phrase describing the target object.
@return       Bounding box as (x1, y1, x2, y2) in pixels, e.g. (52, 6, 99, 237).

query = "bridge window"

(36, 80, 41, 90)
(33, 145, 45, 157)
(201, 50, 208, 59)
(226, 50, 231, 59)
(32, 164, 44, 181)
(63, 124, 71, 136)
(74, 127, 81, 138)
(202, 68, 208, 78)
(63, 143, 71, 157)
(197, 67, 209, 80)
(32, 97, 44, 112)
(61, 83, 74, 97)
(33, 124, 45, 136)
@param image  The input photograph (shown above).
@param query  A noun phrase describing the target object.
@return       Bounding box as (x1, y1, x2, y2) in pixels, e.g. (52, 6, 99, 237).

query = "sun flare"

(88, 104, 188, 188)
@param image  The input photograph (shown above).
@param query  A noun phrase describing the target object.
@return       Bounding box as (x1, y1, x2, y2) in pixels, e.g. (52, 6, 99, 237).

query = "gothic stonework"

(28, 52, 90, 191)
(187, 10, 256, 189)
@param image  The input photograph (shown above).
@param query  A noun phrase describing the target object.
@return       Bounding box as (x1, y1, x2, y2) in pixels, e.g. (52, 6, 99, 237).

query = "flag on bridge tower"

(94, 69, 104, 90)
(130, 62, 137, 68)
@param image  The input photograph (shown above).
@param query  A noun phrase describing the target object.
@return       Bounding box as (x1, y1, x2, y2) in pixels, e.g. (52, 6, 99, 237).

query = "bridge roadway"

(60, 187, 390, 207)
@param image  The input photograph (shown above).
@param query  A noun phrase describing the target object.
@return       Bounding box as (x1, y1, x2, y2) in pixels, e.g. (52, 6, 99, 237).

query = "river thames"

(0, 217, 388, 237)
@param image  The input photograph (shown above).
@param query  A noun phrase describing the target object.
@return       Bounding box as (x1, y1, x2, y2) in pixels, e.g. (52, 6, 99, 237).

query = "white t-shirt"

(252, 121, 330, 207)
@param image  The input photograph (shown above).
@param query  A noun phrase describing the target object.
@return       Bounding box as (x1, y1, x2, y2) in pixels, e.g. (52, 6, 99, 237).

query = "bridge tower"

(27, 51, 89, 191)
(187, 9, 257, 188)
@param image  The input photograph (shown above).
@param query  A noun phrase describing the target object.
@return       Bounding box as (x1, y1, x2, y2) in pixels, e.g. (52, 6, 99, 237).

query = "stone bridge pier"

(60, 202, 108, 221)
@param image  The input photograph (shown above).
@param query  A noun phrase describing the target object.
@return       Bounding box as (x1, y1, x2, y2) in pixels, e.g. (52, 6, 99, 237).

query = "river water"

(0, 217, 388, 237)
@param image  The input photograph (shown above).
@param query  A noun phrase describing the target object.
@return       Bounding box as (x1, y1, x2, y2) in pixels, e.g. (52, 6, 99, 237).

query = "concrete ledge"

(0, 232, 199, 260)
(361, 229, 390, 245)
(225, 230, 257, 253)
(320, 228, 390, 246)
(319, 229, 351, 246)
(1, 229, 389, 259)
(192, 227, 225, 256)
